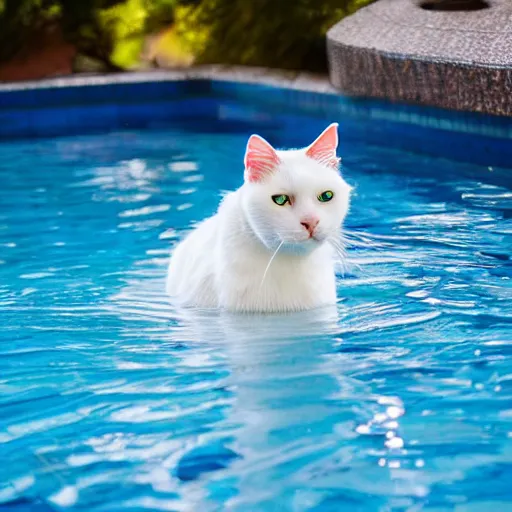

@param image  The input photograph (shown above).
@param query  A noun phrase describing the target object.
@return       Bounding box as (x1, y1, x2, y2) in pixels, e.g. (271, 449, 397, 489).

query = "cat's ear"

(306, 123, 340, 170)
(244, 134, 280, 183)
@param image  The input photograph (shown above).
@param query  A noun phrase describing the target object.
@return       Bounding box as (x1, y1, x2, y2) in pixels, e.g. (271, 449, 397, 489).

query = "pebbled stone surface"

(327, 0, 512, 116)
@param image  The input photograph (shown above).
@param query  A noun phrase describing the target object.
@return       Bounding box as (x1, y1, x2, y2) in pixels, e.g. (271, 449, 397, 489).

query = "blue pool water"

(1, 118, 512, 511)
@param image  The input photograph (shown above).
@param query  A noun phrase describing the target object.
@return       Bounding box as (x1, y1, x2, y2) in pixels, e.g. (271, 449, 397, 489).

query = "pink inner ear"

(244, 134, 280, 182)
(306, 123, 339, 169)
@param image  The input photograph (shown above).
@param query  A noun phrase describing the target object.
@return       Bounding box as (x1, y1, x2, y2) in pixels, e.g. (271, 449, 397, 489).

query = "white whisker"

(327, 233, 359, 277)
(260, 241, 284, 288)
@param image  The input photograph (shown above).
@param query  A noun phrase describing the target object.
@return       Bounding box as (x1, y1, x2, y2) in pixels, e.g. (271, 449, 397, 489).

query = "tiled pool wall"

(0, 68, 511, 168)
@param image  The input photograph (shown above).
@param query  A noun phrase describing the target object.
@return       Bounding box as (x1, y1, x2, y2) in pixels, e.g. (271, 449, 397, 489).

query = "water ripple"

(1, 130, 511, 510)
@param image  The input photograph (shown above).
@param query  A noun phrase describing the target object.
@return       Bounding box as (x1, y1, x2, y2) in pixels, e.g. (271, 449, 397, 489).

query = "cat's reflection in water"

(175, 305, 348, 508)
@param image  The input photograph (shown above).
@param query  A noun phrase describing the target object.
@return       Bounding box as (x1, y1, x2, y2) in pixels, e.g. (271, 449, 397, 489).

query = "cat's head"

(241, 123, 351, 253)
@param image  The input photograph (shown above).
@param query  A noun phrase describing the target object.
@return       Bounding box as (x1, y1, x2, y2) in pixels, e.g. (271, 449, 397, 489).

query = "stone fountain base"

(327, 0, 512, 116)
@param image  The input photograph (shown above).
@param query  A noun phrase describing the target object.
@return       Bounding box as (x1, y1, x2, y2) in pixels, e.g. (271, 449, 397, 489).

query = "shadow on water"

(173, 306, 345, 507)
(175, 312, 353, 508)
(109, 276, 420, 510)
(111, 274, 371, 500)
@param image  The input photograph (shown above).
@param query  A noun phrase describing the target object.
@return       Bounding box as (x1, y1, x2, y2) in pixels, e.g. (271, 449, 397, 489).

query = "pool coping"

(0, 65, 338, 95)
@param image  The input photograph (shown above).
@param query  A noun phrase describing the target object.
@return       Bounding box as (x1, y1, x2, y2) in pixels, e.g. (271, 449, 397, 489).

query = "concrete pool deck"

(327, 0, 512, 116)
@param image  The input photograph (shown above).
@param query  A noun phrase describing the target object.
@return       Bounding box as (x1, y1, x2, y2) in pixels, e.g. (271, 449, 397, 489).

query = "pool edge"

(0, 65, 511, 169)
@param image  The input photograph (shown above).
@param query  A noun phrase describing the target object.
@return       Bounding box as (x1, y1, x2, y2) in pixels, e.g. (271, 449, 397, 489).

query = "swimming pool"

(1, 77, 512, 511)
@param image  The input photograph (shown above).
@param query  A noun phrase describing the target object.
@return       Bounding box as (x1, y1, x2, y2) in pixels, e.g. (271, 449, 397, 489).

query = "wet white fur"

(166, 134, 351, 313)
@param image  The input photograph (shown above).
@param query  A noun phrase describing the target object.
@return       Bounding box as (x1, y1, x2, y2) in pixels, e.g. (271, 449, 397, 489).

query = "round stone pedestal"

(327, 0, 512, 116)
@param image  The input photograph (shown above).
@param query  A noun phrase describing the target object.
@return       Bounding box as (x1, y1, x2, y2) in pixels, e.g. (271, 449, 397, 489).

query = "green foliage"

(145, 0, 178, 32)
(0, 0, 373, 72)
(58, 0, 128, 67)
(97, 0, 147, 68)
(0, 0, 61, 60)
(0, 0, 180, 68)
(176, 0, 374, 71)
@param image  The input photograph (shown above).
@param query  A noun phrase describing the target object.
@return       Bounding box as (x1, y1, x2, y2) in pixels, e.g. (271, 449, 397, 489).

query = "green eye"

(318, 190, 334, 202)
(272, 194, 290, 206)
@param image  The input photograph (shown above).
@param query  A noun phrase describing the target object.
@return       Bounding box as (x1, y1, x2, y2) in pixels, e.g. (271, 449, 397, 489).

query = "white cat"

(166, 123, 352, 313)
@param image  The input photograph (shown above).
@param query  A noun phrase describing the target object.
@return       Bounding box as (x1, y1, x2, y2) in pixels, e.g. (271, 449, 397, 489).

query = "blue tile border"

(0, 66, 510, 168)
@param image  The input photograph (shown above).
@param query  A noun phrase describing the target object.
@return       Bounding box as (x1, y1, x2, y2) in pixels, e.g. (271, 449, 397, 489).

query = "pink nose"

(300, 217, 319, 237)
